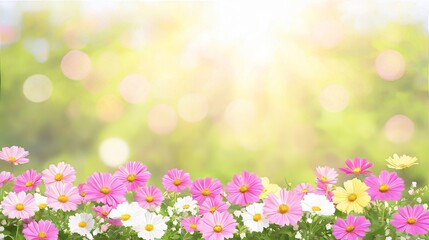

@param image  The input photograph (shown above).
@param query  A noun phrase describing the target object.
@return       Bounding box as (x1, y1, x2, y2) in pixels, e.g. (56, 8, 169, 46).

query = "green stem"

(15, 221, 20, 239)
(380, 201, 386, 223)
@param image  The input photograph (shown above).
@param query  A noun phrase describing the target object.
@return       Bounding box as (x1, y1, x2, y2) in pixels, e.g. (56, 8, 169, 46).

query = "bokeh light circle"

(319, 84, 349, 112)
(119, 74, 151, 104)
(61, 50, 92, 80)
(96, 95, 124, 122)
(99, 137, 129, 167)
(223, 99, 256, 132)
(312, 20, 343, 49)
(23, 74, 53, 103)
(375, 50, 406, 81)
(384, 115, 414, 144)
(178, 93, 209, 123)
(148, 104, 177, 135)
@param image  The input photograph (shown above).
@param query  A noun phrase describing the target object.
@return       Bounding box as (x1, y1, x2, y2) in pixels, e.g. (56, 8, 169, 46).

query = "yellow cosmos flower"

(259, 177, 281, 199)
(386, 154, 418, 170)
(332, 178, 371, 214)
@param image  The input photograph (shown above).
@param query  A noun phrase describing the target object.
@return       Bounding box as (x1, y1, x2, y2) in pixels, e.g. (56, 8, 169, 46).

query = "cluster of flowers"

(0, 146, 428, 240)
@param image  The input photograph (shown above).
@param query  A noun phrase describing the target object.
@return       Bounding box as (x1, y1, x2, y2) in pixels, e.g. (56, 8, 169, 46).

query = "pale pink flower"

(199, 212, 237, 240)
(200, 196, 229, 214)
(14, 169, 42, 193)
(0, 171, 14, 187)
(42, 162, 76, 185)
(1, 191, 38, 219)
(190, 177, 223, 205)
(225, 171, 263, 206)
(23, 220, 59, 240)
(135, 185, 164, 209)
(85, 172, 126, 207)
(78, 183, 89, 203)
(0, 146, 29, 165)
(162, 168, 192, 193)
(113, 161, 151, 192)
(316, 166, 338, 185)
(45, 182, 81, 211)
(181, 216, 201, 233)
(263, 189, 303, 226)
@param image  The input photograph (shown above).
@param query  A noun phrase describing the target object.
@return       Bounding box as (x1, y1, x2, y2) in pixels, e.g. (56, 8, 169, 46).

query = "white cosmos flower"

(108, 202, 146, 227)
(34, 193, 48, 210)
(241, 203, 269, 233)
(300, 193, 335, 216)
(69, 213, 94, 239)
(132, 212, 168, 240)
(173, 196, 198, 214)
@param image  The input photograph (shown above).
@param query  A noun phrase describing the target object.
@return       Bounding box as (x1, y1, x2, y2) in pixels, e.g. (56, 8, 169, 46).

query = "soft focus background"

(1, 1, 428, 190)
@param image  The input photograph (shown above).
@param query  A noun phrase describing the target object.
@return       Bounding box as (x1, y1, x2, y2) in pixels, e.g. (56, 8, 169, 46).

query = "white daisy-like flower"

(69, 213, 94, 239)
(108, 202, 146, 227)
(173, 196, 198, 214)
(132, 212, 168, 240)
(300, 193, 335, 216)
(241, 203, 269, 233)
(34, 193, 48, 210)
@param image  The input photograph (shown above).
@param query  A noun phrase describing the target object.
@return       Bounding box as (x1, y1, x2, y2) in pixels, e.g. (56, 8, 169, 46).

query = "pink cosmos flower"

(1, 191, 38, 219)
(0, 146, 29, 165)
(190, 177, 223, 205)
(78, 183, 89, 203)
(225, 171, 263, 206)
(332, 215, 371, 240)
(85, 172, 126, 207)
(339, 158, 373, 175)
(135, 185, 164, 209)
(200, 196, 229, 214)
(199, 212, 237, 240)
(294, 183, 314, 198)
(42, 162, 76, 185)
(0, 171, 14, 187)
(45, 182, 81, 211)
(113, 161, 151, 192)
(23, 220, 59, 240)
(315, 183, 334, 201)
(162, 168, 192, 193)
(181, 216, 201, 233)
(391, 205, 429, 236)
(263, 189, 303, 226)
(14, 169, 42, 193)
(316, 166, 338, 185)
(92, 205, 114, 218)
(364, 170, 404, 201)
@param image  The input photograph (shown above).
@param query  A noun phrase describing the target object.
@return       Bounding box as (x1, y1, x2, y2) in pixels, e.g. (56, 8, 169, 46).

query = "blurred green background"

(1, 1, 428, 190)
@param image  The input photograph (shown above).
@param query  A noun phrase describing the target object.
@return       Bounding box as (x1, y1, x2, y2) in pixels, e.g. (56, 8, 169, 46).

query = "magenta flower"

(162, 168, 192, 193)
(339, 158, 373, 175)
(181, 216, 201, 233)
(294, 183, 314, 198)
(199, 211, 237, 240)
(315, 182, 334, 201)
(45, 182, 81, 211)
(263, 189, 303, 226)
(1, 191, 38, 219)
(332, 215, 370, 240)
(113, 161, 150, 192)
(78, 183, 89, 203)
(364, 170, 404, 201)
(190, 177, 223, 205)
(200, 196, 229, 214)
(85, 172, 126, 207)
(135, 185, 164, 209)
(316, 166, 338, 185)
(23, 220, 59, 240)
(391, 205, 429, 236)
(92, 205, 114, 218)
(0, 171, 14, 187)
(42, 162, 76, 185)
(0, 146, 29, 165)
(14, 169, 42, 193)
(225, 171, 263, 206)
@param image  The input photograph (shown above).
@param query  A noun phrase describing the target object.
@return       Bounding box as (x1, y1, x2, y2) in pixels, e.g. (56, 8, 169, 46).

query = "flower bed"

(0, 146, 427, 240)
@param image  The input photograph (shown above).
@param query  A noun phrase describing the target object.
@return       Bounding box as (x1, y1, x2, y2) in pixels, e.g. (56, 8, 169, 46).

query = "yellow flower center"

(348, 193, 357, 202)
(102, 210, 109, 216)
(278, 204, 289, 214)
(8, 156, 17, 163)
(262, 188, 267, 193)
(312, 206, 321, 212)
(320, 176, 328, 183)
(407, 217, 417, 224)
(183, 204, 190, 209)
(145, 224, 154, 232)
(302, 189, 308, 193)
(146, 195, 154, 203)
(54, 173, 63, 181)
(120, 214, 131, 221)
(38, 232, 47, 238)
(100, 187, 110, 195)
(15, 203, 25, 211)
(201, 189, 211, 196)
(58, 195, 68, 203)
(253, 213, 262, 222)
(190, 223, 197, 229)
(78, 221, 87, 228)
(213, 225, 223, 233)
(209, 206, 217, 213)
(379, 184, 389, 193)
(173, 179, 182, 186)
(127, 174, 136, 182)
(345, 225, 355, 232)
(239, 185, 249, 193)
(352, 168, 361, 173)
(38, 203, 47, 209)
(80, 192, 86, 197)
(25, 181, 34, 187)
